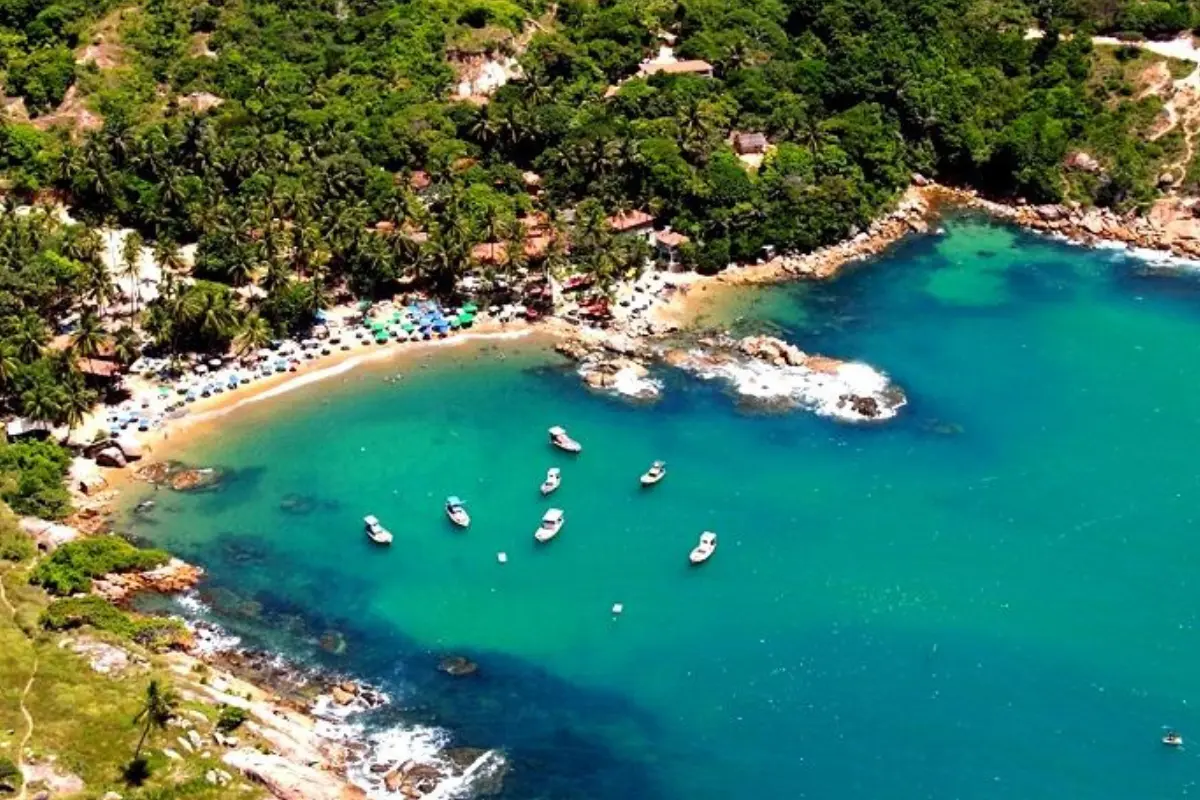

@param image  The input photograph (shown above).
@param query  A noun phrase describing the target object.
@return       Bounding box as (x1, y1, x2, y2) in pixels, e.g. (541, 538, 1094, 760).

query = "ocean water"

(124, 215, 1200, 798)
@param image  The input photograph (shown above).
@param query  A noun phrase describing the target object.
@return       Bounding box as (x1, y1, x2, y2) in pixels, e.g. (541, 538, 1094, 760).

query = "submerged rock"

(437, 655, 478, 677)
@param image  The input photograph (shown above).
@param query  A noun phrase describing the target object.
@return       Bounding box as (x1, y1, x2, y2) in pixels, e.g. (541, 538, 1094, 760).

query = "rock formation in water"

(666, 334, 905, 421)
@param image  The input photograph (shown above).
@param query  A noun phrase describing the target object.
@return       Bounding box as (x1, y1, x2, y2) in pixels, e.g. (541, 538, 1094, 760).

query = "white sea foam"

(680, 352, 904, 421)
(342, 723, 507, 799)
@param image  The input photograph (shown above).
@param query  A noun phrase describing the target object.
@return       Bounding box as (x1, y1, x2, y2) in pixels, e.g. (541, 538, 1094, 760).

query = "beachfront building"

(655, 229, 690, 270)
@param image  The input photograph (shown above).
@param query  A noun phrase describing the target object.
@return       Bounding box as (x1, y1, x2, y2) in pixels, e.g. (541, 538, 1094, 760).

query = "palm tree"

(71, 309, 109, 369)
(12, 315, 47, 362)
(120, 232, 145, 316)
(132, 680, 178, 762)
(234, 313, 272, 356)
(20, 383, 62, 425)
(0, 342, 17, 394)
(112, 326, 141, 366)
(59, 373, 95, 437)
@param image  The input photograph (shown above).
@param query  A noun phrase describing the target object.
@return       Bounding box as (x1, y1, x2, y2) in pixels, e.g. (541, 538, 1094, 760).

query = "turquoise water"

(126, 216, 1200, 798)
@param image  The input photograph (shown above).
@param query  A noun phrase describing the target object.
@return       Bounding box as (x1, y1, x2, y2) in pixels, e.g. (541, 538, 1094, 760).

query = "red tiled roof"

(607, 210, 655, 232)
(656, 230, 689, 248)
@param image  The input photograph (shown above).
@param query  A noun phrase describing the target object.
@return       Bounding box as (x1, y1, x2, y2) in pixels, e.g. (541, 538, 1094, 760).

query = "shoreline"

(61, 179, 1200, 800)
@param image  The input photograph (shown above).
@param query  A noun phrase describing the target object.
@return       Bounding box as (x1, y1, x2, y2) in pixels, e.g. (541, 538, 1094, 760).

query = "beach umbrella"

(449, 318, 461, 329)
(401, 322, 415, 333)
(462, 302, 478, 313)
(195, 364, 208, 374)
(458, 313, 475, 327)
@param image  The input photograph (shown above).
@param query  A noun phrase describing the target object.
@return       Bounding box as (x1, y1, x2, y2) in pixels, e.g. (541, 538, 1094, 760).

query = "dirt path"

(0, 571, 39, 800)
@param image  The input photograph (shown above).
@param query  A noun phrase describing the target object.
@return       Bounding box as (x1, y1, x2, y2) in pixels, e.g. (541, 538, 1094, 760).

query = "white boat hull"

(535, 524, 562, 543)
(689, 548, 713, 564)
(540, 480, 560, 495)
(367, 531, 393, 545)
(552, 441, 581, 453)
(640, 472, 664, 486)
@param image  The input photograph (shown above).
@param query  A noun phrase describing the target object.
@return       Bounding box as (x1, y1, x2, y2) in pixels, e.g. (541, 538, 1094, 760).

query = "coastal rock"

(93, 558, 204, 604)
(95, 446, 127, 468)
(1035, 204, 1065, 222)
(330, 686, 355, 705)
(169, 468, 221, 492)
(18, 517, 81, 551)
(1064, 150, 1101, 173)
(224, 748, 365, 800)
(70, 457, 108, 495)
(437, 656, 478, 677)
(134, 461, 171, 484)
(115, 435, 144, 461)
(668, 336, 906, 422)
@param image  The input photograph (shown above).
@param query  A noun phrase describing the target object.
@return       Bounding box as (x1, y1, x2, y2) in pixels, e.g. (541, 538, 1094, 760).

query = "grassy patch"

(0, 566, 262, 799)
(1088, 44, 1193, 106)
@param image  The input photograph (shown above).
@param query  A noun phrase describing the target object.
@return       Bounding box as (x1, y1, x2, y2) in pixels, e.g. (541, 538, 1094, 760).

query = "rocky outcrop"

(92, 558, 204, 603)
(18, 517, 81, 551)
(667, 335, 905, 422)
(935, 186, 1200, 262)
(555, 331, 661, 401)
(135, 461, 224, 492)
(223, 749, 365, 800)
(70, 457, 108, 495)
(95, 446, 127, 468)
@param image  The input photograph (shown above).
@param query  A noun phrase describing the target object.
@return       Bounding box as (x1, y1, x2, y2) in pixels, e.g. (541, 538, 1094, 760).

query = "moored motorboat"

(640, 460, 666, 486)
(445, 496, 470, 528)
(541, 468, 561, 495)
(364, 515, 393, 545)
(689, 531, 717, 564)
(1163, 730, 1184, 747)
(535, 508, 564, 542)
(548, 426, 582, 453)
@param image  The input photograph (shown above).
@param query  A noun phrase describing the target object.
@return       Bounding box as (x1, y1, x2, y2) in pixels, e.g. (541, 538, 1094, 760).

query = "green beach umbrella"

(449, 318, 461, 329)
(462, 302, 478, 313)
(458, 313, 475, 327)
(402, 322, 415, 333)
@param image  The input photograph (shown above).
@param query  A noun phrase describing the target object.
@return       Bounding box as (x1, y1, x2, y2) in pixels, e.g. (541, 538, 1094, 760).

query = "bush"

(30, 537, 169, 596)
(216, 705, 248, 732)
(5, 46, 75, 114)
(41, 595, 137, 637)
(0, 507, 34, 563)
(40, 595, 187, 650)
(0, 755, 21, 795)
(0, 438, 72, 520)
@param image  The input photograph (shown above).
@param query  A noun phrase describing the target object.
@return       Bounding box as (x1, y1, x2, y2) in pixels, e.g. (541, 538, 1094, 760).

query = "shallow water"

(126, 215, 1200, 798)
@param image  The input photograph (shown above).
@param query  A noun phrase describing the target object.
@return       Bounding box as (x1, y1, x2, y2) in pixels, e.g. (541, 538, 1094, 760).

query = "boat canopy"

(447, 496, 464, 507)
(364, 515, 379, 526)
(543, 509, 564, 522)
(549, 426, 566, 436)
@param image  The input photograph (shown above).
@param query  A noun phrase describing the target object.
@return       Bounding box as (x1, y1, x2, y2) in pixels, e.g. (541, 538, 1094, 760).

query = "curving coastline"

(62, 179, 1200, 800)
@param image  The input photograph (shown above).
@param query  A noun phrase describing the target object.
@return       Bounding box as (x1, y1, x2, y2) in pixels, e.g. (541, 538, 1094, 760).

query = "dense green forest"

(0, 0, 1194, 431)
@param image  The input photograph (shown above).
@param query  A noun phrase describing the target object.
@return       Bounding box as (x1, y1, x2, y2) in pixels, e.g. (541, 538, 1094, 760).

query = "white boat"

(640, 461, 666, 486)
(445, 496, 470, 528)
(364, 515, 393, 545)
(1164, 731, 1184, 747)
(540, 468, 561, 495)
(689, 531, 717, 564)
(548, 426, 582, 453)
(535, 508, 564, 542)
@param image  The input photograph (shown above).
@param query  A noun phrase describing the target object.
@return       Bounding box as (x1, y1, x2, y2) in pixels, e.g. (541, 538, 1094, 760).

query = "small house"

(655, 229, 690, 270)
(733, 132, 768, 155)
(640, 60, 713, 79)
(607, 210, 655, 237)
